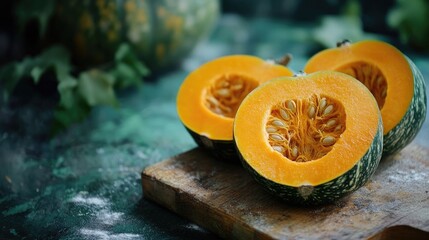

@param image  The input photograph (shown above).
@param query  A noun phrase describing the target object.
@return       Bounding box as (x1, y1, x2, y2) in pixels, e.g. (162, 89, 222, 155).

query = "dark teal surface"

(1, 15, 429, 239)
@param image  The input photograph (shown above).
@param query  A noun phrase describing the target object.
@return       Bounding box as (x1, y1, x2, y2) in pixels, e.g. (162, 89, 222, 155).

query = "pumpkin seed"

(322, 136, 336, 146)
(381, 88, 387, 98)
(222, 106, 232, 113)
(320, 98, 327, 110)
(287, 100, 296, 113)
(326, 119, 336, 127)
(216, 88, 231, 97)
(273, 146, 284, 153)
(291, 146, 298, 158)
(231, 84, 243, 90)
(376, 76, 384, 86)
(270, 134, 284, 141)
(308, 105, 316, 118)
(280, 109, 290, 120)
(323, 105, 334, 115)
(362, 65, 372, 76)
(272, 120, 286, 127)
(208, 96, 219, 106)
(335, 125, 342, 131)
(266, 127, 277, 133)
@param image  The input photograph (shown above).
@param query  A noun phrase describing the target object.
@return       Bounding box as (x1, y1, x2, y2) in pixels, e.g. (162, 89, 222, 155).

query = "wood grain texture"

(141, 144, 429, 240)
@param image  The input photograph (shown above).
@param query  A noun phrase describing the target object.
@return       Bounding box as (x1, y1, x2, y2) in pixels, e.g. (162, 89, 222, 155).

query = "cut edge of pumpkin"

(234, 71, 381, 187)
(177, 55, 293, 141)
(304, 40, 414, 135)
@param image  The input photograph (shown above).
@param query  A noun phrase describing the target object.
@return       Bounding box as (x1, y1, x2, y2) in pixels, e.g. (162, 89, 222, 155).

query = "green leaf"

(343, 0, 361, 17)
(111, 63, 142, 89)
(388, 0, 429, 51)
(0, 57, 37, 100)
(53, 100, 91, 133)
(30, 66, 45, 82)
(114, 44, 132, 62)
(0, 45, 71, 97)
(57, 75, 78, 109)
(312, 0, 382, 48)
(78, 70, 119, 107)
(0, 63, 20, 101)
(15, 0, 56, 37)
(130, 60, 150, 77)
(32, 46, 72, 83)
(0, 41, 149, 133)
(114, 43, 150, 77)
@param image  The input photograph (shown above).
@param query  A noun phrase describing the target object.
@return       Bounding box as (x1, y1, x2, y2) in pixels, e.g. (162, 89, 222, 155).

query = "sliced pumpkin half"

(177, 55, 293, 160)
(234, 71, 383, 205)
(304, 40, 427, 155)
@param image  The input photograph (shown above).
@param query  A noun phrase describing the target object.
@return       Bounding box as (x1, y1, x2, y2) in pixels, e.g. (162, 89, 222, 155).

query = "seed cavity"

(205, 74, 259, 118)
(266, 95, 346, 162)
(337, 61, 388, 108)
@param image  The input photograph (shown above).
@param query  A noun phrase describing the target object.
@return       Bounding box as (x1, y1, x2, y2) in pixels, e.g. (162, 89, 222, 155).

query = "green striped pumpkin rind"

(51, 0, 220, 71)
(383, 57, 427, 156)
(186, 127, 238, 162)
(239, 118, 383, 206)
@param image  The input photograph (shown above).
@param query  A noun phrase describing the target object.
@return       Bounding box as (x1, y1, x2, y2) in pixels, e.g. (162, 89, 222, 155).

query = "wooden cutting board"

(141, 144, 429, 239)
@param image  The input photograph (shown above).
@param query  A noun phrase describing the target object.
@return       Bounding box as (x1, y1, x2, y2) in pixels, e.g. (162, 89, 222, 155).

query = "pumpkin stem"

(293, 71, 307, 77)
(275, 53, 293, 67)
(336, 39, 351, 48)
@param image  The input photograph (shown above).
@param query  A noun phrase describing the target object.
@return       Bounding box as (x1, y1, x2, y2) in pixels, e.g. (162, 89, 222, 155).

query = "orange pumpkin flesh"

(234, 71, 381, 187)
(177, 55, 293, 159)
(304, 40, 413, 135)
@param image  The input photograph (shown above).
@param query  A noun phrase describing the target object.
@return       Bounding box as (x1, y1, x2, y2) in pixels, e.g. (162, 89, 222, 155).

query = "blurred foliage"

(0, 45, 70, 101)
(0, 44, 149, 132)
(313, 0, 383, 48)
(15, 0, 55, 38)
(388, 0, 429, 52)
(1, 0, 218, 134)
(220, 0, 428, 53)
(0, 0, 152, 133)
(221, 0, 346, 21)
(2, 0, 428, 135)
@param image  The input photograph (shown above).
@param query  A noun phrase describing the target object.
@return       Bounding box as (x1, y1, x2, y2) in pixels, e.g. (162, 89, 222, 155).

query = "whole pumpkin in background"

(49, 0, 220, 71)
